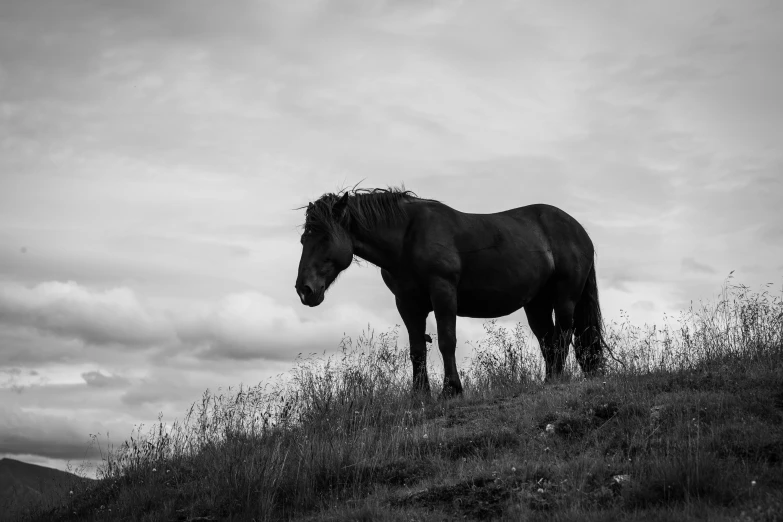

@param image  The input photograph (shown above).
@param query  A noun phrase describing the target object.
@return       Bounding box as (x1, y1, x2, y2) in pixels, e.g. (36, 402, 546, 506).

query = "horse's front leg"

(429, 278, 463, 397)
(395, 297, 431, 395)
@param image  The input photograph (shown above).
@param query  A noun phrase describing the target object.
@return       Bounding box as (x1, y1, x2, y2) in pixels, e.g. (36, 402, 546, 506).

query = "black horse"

(295, 188, 604, 396)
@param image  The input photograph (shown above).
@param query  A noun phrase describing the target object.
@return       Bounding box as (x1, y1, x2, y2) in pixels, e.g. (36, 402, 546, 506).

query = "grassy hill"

(13, 281, 783, 521)
(1, 458, 92, 519)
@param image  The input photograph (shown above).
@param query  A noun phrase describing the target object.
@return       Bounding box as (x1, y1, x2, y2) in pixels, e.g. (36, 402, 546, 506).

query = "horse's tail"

(573, 261, 606, 375)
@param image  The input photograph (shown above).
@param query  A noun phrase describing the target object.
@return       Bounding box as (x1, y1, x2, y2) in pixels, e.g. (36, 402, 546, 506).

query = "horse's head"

(295, 192, 354, 306)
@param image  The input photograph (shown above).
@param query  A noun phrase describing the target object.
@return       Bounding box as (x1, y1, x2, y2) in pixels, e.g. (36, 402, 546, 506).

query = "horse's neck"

(350, 221, 407, 270)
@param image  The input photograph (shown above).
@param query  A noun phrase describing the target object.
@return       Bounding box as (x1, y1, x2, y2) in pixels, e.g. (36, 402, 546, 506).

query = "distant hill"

(0, 458, 92, 519)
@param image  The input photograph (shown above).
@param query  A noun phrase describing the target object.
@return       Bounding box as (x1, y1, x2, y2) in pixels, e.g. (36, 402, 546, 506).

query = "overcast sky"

(1, 0, 781, 474)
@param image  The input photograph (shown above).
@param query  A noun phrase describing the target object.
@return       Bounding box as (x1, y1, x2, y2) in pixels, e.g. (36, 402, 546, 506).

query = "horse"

(295, 188, 605, 397)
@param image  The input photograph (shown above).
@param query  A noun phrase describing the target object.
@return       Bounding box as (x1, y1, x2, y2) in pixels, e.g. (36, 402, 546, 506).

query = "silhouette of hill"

(0, 458, 92, 518)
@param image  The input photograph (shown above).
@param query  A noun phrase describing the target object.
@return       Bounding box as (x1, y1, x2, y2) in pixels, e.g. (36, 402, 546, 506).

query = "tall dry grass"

(605, 277, 783, 373)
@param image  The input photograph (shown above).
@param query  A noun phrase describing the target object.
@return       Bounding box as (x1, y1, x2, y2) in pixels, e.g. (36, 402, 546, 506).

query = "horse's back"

(501, 203, 594, 260)
(411, 201, 592, 266)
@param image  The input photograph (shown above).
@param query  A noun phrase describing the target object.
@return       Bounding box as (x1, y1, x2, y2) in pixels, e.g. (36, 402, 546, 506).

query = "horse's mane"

(302, 187, 433, 236)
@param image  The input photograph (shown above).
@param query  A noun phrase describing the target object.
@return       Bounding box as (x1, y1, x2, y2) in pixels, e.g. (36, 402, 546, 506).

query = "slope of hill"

(14, 282, 783, 521)
(1, 458, 91, 519)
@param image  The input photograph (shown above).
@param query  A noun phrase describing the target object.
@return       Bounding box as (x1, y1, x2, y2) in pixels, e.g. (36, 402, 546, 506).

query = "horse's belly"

(455, 250, 552, 318)
(456, 287, 532, 318)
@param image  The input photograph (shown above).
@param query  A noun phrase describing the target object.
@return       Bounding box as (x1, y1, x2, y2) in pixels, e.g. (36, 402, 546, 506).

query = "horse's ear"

(333, 192, 349, 220)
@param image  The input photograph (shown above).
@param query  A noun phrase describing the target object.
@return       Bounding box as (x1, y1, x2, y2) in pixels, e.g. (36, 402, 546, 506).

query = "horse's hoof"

(440, 384, 463, 400)
(411, 381, 432, 397)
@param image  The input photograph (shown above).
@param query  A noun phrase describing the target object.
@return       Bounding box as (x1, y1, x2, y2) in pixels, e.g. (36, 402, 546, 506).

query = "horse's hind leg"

(526, 290, 576, 380)
(524, 296, 558, 380)
(552, 298, 576, 378)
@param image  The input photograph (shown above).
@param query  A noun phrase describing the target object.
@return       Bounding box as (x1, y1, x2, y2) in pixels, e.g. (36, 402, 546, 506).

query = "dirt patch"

(392, 476, 514, 520)
(536, 401, 621, 440)
(366, 459, 437, 487)
(553, 413, 593, 438)
(393, 472, 567, 520)
(434, 429, 519, 460)
(592, 401, 620, 420)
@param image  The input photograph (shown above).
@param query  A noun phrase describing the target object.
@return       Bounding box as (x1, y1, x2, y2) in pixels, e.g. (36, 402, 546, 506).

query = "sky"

(1, 0, 782, 474)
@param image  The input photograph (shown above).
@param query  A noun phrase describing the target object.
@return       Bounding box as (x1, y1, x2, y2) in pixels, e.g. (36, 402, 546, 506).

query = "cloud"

(631, 300, 656, 313)
(0, 367, 41, 392)
(0, 280, 391, 365)
(682, 257, 717, 274)
(0, 327, 87, 367)
(176, 292, 301, 360)
(119, 376, 204, 408)
(0, 281, 173, 347)
(81, 371, 130, 388)
(174, 290, 390, 361)
(0, 402, 100, 461)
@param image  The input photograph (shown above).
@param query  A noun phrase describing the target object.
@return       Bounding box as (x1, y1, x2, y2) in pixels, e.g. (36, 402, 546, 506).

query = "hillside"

(13, 282, 783, 521)
(1, 458, 91, 519)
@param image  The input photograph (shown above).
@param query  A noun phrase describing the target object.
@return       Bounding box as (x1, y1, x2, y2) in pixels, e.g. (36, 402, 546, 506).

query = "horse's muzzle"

(296, 282, 325, 307)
